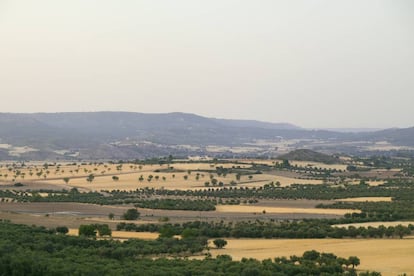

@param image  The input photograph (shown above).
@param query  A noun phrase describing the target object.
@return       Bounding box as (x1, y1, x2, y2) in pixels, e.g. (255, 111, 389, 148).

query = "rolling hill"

(0, 112, 412, 160)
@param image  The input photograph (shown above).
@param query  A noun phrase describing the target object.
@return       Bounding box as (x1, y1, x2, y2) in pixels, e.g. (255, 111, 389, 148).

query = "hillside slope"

(0, 112, 412, 160)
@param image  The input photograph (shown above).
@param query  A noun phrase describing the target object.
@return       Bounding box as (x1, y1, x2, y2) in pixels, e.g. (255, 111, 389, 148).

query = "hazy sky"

(1, 1, 413, 128)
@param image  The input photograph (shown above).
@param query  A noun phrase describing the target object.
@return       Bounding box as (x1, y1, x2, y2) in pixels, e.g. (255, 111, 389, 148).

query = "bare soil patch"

(334, 197, 392, 202)
(215, 205, 357, 216)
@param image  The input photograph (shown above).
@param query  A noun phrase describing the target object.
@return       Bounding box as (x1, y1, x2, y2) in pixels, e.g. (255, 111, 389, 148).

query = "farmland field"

(206, 238, 414, 276)
(1, 157, 414, 275)
(0, 161, 325, 191)
(68, 228, 159, 240)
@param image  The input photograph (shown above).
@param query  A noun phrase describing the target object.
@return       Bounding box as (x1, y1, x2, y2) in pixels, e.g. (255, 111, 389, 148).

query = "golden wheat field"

(68, 228, 159, 240)
(206, 238, 414, 276)
(0, 161, 331, 192)
(40, 171, 273, 191)
(0, 163, 154, 181)
(19, 167, 321, 191)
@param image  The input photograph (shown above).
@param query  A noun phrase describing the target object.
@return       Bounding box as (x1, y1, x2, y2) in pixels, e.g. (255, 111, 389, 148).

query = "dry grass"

(0, 163, 155, 182)
(334, 197, 392, 202)
(68, 229, 159, 240)
(215, 205, 357, 215)
(0, 161, 328, 191)
(170, 163, 250, 170)
(39, 170, 321, 191)
(366, 181, 385, 186)
(206, 238, 414, 276)
(41, 171, 274, 191)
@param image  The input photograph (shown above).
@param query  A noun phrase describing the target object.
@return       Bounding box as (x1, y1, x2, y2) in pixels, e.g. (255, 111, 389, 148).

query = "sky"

(0, 0, 413, 129)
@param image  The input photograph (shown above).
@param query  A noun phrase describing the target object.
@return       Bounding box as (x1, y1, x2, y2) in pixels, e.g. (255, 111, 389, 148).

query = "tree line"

(117, 220, 414, 239)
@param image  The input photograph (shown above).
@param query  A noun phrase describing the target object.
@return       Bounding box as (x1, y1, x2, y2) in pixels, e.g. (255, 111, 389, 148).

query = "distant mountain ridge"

(212, 118, 301, 130)
(0, 112, 413, 160)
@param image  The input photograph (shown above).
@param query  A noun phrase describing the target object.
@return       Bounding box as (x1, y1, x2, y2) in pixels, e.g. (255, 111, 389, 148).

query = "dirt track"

(0, 200, 344, 229)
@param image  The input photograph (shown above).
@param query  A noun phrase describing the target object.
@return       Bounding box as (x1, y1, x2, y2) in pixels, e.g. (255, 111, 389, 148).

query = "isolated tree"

(112, 176, 119, 181)
(122, 208, 140, 220)
(348, 256, 360, 269)
(282, 159, 291, 168)
(86, 174, 95, 183)
(63, 177, 70, 184)
(108, 213, 115, 220)
(213, 238, 227, 249)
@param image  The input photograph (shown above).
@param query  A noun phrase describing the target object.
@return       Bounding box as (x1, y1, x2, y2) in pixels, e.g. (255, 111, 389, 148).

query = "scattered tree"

(213, 238, 227, 249)
(79, 224, 97, 237)
(122, 208, 140, 220)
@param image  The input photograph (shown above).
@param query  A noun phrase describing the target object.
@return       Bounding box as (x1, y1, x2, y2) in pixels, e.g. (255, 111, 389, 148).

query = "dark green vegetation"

(79, 224, 112, 237)
(0, 221, 378, 275)
(117, 220, 414, 239)
(133, 198, 216, 211)
(0, 188, 238, 210)
(317, 200, 414, 222)
(3, 179, 414, 221)
(213, 238, 228, 249)
(121, 208, 140, 220)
